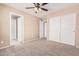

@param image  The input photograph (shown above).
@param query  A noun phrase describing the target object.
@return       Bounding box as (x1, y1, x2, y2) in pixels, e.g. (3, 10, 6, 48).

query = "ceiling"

(3, 3, 79, 18)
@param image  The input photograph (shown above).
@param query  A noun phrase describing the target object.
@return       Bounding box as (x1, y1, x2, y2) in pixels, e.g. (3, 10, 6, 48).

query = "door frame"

(9, 12, 24, 46)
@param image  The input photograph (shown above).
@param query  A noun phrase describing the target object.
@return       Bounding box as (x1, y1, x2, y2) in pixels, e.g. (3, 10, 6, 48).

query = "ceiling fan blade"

(33, 3, 36, 6)
(25, 7, 35, 9)
(33, 3, 35, 5)
(42, 3, 48, 6)
(41, 8, 48, 11)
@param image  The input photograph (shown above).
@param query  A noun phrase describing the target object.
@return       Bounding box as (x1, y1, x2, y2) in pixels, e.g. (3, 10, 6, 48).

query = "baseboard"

(40, 37, 47, 40)
(0, 45, 10, 50)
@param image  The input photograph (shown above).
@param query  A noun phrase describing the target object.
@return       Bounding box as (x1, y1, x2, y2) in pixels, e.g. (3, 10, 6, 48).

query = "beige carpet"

(0, 40, 79, 56)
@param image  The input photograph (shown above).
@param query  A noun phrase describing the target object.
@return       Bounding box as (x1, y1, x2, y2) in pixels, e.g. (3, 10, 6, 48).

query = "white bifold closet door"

(60, 14, 76, 45)
(49, 16, 60, 42)
(49, 13, 76, 46)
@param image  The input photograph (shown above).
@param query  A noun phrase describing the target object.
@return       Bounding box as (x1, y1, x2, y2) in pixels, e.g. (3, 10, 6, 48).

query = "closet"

(48, 13, 76, 46)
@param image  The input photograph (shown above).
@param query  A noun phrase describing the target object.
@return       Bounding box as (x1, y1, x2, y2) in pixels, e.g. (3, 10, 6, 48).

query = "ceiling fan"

(25, 3, 48, 13)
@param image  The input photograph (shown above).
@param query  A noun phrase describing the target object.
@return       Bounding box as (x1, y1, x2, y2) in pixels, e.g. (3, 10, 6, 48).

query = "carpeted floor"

(0, 40, 79, 56)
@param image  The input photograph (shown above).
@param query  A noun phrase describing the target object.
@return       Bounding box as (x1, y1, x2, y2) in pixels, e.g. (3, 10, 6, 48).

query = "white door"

(49, 16, 60, 42)
(18, 17, 24, 43)
(11, 18, 17, 40)
(45, 22, 47, 38)
(60, 13, 76, 45)
(39, 20, 44, 38)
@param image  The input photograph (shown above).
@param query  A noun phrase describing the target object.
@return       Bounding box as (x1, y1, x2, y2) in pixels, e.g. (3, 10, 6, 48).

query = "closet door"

(49, 16, 60, 42)
(61, 13, 76, 45)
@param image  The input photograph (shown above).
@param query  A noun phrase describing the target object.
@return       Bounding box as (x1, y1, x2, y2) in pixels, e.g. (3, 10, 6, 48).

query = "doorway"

(39, 19, 47, 39)
(10, 12, 24, 46)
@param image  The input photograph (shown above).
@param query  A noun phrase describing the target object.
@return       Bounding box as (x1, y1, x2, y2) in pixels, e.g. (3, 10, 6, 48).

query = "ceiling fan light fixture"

(35, 8, 38, 12)
(39, 8, 41, 11)
(34, 8, 41, 13)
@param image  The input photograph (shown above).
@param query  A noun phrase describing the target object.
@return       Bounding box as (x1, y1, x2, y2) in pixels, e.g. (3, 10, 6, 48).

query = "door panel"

(11, 17, 17, 40)
(60, 14, 76, 45)
(49, 16, 60, 42)
(18, 17, 24, 43)
(45, 23, 47, 38)
(39, 20, 44, 38)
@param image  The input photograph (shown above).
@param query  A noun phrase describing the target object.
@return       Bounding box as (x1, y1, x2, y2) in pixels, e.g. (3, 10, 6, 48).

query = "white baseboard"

(0, 45, 10, 50)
